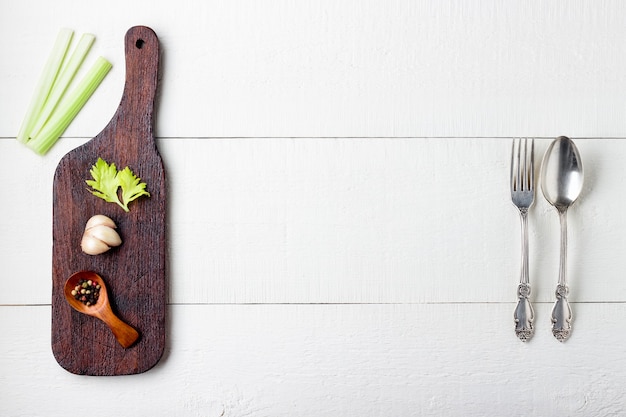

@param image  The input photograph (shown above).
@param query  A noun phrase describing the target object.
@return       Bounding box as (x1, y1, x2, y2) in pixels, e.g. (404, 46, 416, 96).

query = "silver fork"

(510, 138, 535, 341)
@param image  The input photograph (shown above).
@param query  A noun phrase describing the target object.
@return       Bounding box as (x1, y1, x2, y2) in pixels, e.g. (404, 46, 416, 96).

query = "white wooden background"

(2, 1, 626, 416)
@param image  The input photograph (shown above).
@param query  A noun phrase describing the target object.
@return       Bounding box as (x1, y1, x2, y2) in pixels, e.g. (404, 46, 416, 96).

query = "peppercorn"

(73, 278, 100, 306)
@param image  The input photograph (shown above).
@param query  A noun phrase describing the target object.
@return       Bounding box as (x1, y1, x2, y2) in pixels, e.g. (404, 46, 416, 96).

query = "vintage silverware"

(510, 138, 535, 341)
(540, 136, 584, 342)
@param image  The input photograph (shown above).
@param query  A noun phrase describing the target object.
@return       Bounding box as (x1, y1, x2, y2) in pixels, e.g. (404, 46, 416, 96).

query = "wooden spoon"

(64, 271, 139, 348)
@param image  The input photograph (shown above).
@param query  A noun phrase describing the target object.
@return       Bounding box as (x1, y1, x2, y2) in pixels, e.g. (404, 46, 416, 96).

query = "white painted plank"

(0, 138, 624, 305)
(3, 1, 626, 138)
(1, 303, 625, 416)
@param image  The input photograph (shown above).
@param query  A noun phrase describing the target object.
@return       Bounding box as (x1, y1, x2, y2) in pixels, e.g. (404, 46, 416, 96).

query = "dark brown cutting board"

(51, 26, 167, 375)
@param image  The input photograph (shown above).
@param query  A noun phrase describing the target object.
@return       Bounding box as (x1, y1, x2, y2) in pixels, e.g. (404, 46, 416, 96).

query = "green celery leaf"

(117, 166, 150, 211)
(85, 157, 125, 210)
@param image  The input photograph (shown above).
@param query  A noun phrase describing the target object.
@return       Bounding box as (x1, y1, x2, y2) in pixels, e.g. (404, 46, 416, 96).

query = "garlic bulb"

(81, 214, 122, 255)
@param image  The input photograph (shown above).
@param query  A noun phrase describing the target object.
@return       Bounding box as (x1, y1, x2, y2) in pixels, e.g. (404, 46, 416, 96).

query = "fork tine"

(510, 139, 515, 191)
(529, 139, 534, 191)
(511, 138, 521, 191)
(514, 139, 520, 190)
(522, 138, 529, 191)
(516, 139, 522, 190)
(515, 139, 524, 191)
(519, 139, 525, 191)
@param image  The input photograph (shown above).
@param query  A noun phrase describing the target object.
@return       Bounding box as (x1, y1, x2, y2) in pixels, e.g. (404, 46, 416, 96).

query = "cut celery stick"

(16, 28, 73, 144)
(27, 56, 112, 155)
(29, 33, 96, 139)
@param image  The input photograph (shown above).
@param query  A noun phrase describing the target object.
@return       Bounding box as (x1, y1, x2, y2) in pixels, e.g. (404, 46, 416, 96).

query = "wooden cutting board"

(51, 26, 167, 375)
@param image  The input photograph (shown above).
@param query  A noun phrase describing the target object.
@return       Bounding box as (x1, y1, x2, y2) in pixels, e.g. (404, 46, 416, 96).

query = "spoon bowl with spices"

(64, 271, 139, 348)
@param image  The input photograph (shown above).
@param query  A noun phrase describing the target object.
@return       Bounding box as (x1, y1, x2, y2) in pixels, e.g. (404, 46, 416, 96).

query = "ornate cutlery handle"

(514, 283, 534, 341)
(552, 284, 572, 341)
(514, 209, 534, 341)
(552, 209, 572, 342)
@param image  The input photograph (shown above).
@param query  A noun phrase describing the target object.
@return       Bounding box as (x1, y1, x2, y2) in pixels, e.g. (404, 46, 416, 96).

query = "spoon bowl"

(541, 136, 584, 209)
(540, 136, 584, 342)
(64, 271, 139, 348)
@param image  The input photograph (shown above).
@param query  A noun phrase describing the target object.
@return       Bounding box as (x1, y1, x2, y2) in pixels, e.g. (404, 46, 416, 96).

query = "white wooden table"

(2, 1, 626, 415)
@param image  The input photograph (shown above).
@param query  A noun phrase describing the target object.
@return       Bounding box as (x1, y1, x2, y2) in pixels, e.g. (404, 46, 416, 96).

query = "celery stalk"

(16, 28, 73, 144)
(30, 33, 96, 139)
(27, 56, 112, 155)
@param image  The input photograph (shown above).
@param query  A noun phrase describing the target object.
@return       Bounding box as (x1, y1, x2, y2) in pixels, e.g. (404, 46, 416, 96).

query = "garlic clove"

(86, 224, 122, 247)
(81, 235, 111, 255)
(85, 214, 117, 230)
(81, 214, 123, 255)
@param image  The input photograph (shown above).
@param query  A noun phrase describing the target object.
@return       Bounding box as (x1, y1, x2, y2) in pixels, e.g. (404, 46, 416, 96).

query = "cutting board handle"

(107, 26, 160, 146)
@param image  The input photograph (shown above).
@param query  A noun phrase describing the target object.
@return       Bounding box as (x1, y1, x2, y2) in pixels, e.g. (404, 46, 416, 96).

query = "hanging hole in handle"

(135, 39, 145, 49)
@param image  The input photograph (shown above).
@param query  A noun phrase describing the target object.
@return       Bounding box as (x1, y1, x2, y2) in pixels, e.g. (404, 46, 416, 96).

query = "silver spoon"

(540, 136, 584, 342)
